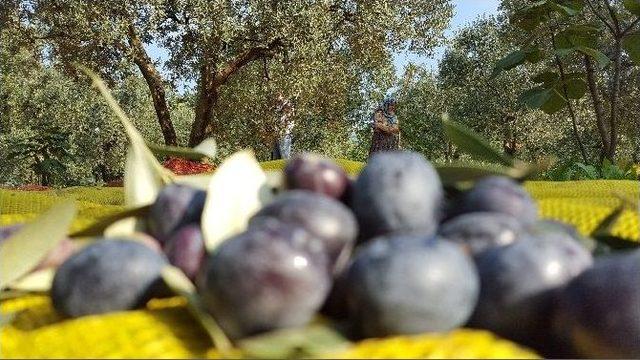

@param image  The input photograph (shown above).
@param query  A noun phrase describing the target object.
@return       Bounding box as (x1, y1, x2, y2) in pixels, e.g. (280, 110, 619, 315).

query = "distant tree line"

(1, 0, 638, 186)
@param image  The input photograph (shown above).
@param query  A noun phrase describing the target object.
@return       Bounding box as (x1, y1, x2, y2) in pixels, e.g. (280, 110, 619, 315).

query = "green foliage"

(0, 47, 192, 186)
(442, 115, 515, 167)
(491, 46, 542, 78)
(5, 124, 72, 186)
(6, 0, 453, 146)
(545, 160, 638, 180)
(495, 0, 640, 161)
(1, 1, 637, 186)
(400, 15, 594, 164)
(624, 0, 640, 16)
(622, 32, 640, 64)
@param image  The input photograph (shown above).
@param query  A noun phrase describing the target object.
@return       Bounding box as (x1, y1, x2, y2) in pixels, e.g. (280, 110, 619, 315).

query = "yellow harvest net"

(0, 159, 638, 358)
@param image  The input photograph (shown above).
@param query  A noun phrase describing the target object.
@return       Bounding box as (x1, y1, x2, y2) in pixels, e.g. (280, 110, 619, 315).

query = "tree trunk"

(189, 62, 218, 147)
(554, 54, 589, 163)
(127, 26, 178, 146)
(608, 40, 623, 160)
(188, 39, 283, 146)
(583, 56, 610, 159)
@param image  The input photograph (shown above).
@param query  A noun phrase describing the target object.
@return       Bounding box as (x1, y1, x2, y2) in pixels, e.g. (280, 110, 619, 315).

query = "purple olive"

(284, 153, 349, 199)
(147, 184, 206, 244)
(197, 219, 330, 339)
(164, 224, 206, 280)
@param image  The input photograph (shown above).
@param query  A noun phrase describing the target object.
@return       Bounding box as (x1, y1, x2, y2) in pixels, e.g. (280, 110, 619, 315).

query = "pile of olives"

(22, 151, 637, 358)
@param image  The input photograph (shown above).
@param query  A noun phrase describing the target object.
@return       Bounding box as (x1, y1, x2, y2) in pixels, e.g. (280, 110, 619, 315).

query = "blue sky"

(147, 1, 501, 87)
(393, 0, 500, 76)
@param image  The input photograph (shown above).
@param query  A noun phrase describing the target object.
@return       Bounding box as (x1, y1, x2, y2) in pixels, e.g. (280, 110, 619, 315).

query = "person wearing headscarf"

(368, 97, 400, 156)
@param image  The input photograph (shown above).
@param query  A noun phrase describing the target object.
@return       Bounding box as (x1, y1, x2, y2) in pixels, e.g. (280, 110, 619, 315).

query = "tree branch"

(604, 0, 621, 33)
(551, 30, 590, 163)
(585, 0, 616, 34)
(214, 38, 283, 86)
(622, 17, 640, 36)
(583, 55, 610, 157)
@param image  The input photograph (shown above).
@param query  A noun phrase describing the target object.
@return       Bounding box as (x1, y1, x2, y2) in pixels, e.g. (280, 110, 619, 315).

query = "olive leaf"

(147, 137, 217, 161)
(103, 217, 145, 238)
(264, 170, 285, 196)
(594, 235, 640, 251)
(0, 312, 17, 327)
(591, 203, 626, 238)
(193, 138, 218, 160)
(78, 66, 173, 207)
(591, 198, 640, 248)
(161, 266, 233, 354)
(0, 290, 28, 300)
(124, 146, 169, 207)
(201, 150, 271, 252)
(238, 323, 351, 359)
(436, 162, 532, 185)
(0, 200, 77, 289)
(442, 114, 515, 167)
(7, 268, 55, 292)
(69, 205, 152, 238)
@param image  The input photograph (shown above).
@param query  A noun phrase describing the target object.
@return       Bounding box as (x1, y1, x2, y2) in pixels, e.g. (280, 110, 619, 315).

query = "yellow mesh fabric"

(0, 159, 638, 358)
(260, 158, 365, 176)
(1, 295, 537, 359)
(0, 187, 125, 233)
(524, 180, 639, 240)
(1, 296, 213, 359)
(329, 329, 538, 359)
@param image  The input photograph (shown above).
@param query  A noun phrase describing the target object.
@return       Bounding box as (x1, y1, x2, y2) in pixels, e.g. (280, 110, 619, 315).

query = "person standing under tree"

(369, 97, 400, 156)
(270, 93, 295, 160)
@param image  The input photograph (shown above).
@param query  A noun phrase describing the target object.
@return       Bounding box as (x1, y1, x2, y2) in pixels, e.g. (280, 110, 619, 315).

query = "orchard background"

(1, 0, 638, 188)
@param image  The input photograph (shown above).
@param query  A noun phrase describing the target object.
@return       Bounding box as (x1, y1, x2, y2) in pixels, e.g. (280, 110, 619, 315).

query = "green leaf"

(524, 47, 544, 63)
(576, 162, 600, 179)
(7, 268, 55, 292)
(556, 29, 598, 51)
(575, 46, 610, 69)
(69, 205, 152, 238)
(594, 235, 640, 250)
(565, 24, 600, 34)
(550, 0, 584, 16)
(624, 0, 640, 16)
(238, 323, 351, 359)
(161, 266, 233, 354)
(532, 71, 560, 86)
(539, 89, 567, 114)
(491, 50, 527, 78)
(147, 138, 217, 161)
(201, 150, 271, 252)
(562, 77, 587, 99)
(123, 146, 166, 208)
(441, 115, 514, 167)
(512, 1, 549, 31)
(591, 205, 625, 238)
(622, 33, 640, 64)
(554, 47, 575, 57)
(78, 66, 174, 207)
(0, 200, 77, 289)
(519, 87, 553, 109)
(435, 163, 533, 185)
